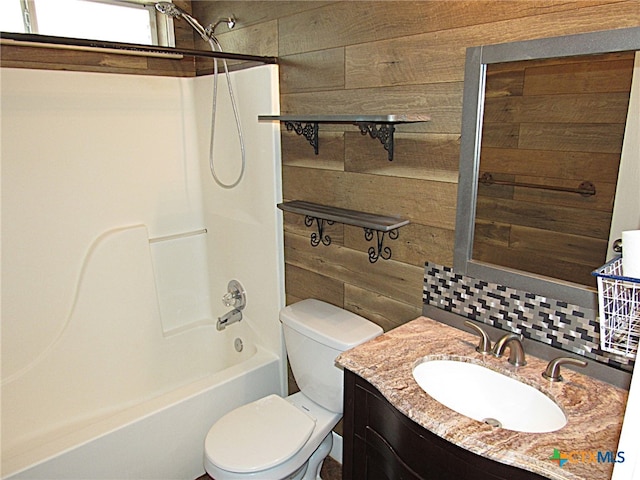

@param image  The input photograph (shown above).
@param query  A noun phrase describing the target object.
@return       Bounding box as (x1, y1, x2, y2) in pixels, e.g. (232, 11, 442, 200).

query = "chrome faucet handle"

(542, 357, 588, 382)
(492, 333, 527, 367)
(222, 291, 240, 307)
(222, 280, 246, 310)
(464, 320, 492, 354)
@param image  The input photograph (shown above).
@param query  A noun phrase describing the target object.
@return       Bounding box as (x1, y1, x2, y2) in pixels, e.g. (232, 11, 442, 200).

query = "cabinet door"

(354, 382, 471, 479)
(351, 433, 423, 480)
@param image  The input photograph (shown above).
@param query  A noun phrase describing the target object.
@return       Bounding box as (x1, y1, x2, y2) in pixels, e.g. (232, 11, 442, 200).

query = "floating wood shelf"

(259, 114, 430, 161)
(278, 201, 409, 263)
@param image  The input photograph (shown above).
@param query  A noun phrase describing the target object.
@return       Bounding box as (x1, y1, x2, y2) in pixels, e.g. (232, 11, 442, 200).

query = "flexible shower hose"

(207, 37, 246, 189)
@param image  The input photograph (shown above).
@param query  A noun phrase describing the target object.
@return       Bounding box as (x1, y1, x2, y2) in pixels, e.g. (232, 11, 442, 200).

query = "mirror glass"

(455, 27, 640, 309)
(475, 52, 634, 288)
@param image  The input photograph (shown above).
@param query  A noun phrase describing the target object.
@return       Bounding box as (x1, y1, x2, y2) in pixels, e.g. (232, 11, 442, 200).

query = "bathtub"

(2, 326, 281, 480)
(1, 226, 283, 480)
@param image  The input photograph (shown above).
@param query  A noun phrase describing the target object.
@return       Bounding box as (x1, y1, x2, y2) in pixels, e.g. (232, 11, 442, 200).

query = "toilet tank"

(280, 299, 383, 413)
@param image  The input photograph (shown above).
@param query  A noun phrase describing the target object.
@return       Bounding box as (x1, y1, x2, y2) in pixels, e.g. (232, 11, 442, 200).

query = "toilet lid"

(205, 394, 316, 473)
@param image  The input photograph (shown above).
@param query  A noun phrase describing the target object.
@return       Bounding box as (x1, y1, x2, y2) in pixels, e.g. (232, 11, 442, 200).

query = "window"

(0, 0, 174, 46)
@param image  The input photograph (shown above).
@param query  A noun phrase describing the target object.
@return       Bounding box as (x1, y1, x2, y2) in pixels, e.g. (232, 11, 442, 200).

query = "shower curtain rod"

(0, 32, 278, 64)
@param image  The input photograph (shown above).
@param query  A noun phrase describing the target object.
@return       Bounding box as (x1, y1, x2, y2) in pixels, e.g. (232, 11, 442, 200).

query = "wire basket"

(592, 257, 640, 359)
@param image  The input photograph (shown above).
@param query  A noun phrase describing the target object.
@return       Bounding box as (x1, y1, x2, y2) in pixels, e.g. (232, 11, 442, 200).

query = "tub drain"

(234, 338, 244, 352)
(483, 418, 502, 428)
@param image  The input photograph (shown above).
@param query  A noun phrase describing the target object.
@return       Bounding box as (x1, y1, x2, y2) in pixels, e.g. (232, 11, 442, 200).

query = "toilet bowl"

(203, 299, 383, 479)
(204, 393, 339, 479)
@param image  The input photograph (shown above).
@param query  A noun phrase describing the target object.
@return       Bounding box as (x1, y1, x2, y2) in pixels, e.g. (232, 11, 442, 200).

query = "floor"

(321, 456, 343, 479)
(196, 456, 342, 479)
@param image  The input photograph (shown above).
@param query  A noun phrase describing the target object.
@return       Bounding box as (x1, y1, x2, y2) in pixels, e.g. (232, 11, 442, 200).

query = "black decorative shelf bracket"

(305, 215, 334, 247)
(285, 121, 319, 155)
(356, 122, 396, 161)
(364, 228, 399, 263)
(260, 115, 430, 161)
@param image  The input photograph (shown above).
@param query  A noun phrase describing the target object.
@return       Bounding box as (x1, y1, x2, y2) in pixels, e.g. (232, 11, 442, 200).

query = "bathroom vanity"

(337, 317, 628, 480)
(342, 371, 547, 479)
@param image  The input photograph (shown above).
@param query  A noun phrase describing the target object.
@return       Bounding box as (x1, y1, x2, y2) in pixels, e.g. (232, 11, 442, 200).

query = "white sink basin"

(412, 359, 566, 433)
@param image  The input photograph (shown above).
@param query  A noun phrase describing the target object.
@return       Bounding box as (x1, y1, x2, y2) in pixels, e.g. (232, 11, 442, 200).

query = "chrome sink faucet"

(492, 333, 527, 367)
(464, 321, 526, 366)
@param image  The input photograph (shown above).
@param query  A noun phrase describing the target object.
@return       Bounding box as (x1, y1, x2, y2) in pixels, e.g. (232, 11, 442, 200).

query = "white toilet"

(204, 299, 383, 479)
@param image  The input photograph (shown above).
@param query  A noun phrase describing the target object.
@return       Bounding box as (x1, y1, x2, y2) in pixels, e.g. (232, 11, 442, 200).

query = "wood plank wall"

(194, 0, 639, 332)
(476, 53, 634, 287)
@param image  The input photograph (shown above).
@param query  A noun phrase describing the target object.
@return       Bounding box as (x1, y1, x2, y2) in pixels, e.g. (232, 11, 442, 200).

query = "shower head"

(155, 2, 211, 42)
(154, 2, 183, 18)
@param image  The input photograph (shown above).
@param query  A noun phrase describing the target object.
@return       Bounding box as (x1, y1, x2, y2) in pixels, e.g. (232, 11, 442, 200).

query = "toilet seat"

(205, 394, 316, 474)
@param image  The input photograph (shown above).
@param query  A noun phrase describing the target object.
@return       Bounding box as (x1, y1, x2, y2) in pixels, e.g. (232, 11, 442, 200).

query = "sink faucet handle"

(542, 357, 588, 382)
(464, 320, 492, 354)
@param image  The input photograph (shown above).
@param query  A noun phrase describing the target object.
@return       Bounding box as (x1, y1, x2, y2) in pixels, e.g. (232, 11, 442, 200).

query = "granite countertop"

(336, 316, 628, 480)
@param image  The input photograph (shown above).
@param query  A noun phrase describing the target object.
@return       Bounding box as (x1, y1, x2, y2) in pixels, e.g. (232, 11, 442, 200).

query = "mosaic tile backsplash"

(423, 262, 634, 372)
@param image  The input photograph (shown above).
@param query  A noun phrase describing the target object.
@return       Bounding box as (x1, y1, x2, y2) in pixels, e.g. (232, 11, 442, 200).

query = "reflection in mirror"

(474, 52, 634, 288)
(455, 27, 640, 309)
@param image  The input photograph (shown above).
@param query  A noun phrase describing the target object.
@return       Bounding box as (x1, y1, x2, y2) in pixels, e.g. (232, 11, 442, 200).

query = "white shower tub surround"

(3, 327, 279, 480)
(0, 227, 279, 480)
(1, 63, 284, 479)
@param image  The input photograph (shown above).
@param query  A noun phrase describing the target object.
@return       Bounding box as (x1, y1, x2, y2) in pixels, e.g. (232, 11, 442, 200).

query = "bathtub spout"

(217, 308, 242, 330)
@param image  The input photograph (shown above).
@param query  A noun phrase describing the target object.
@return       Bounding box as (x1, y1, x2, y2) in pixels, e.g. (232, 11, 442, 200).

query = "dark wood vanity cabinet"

(342, 370, 548, 480)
